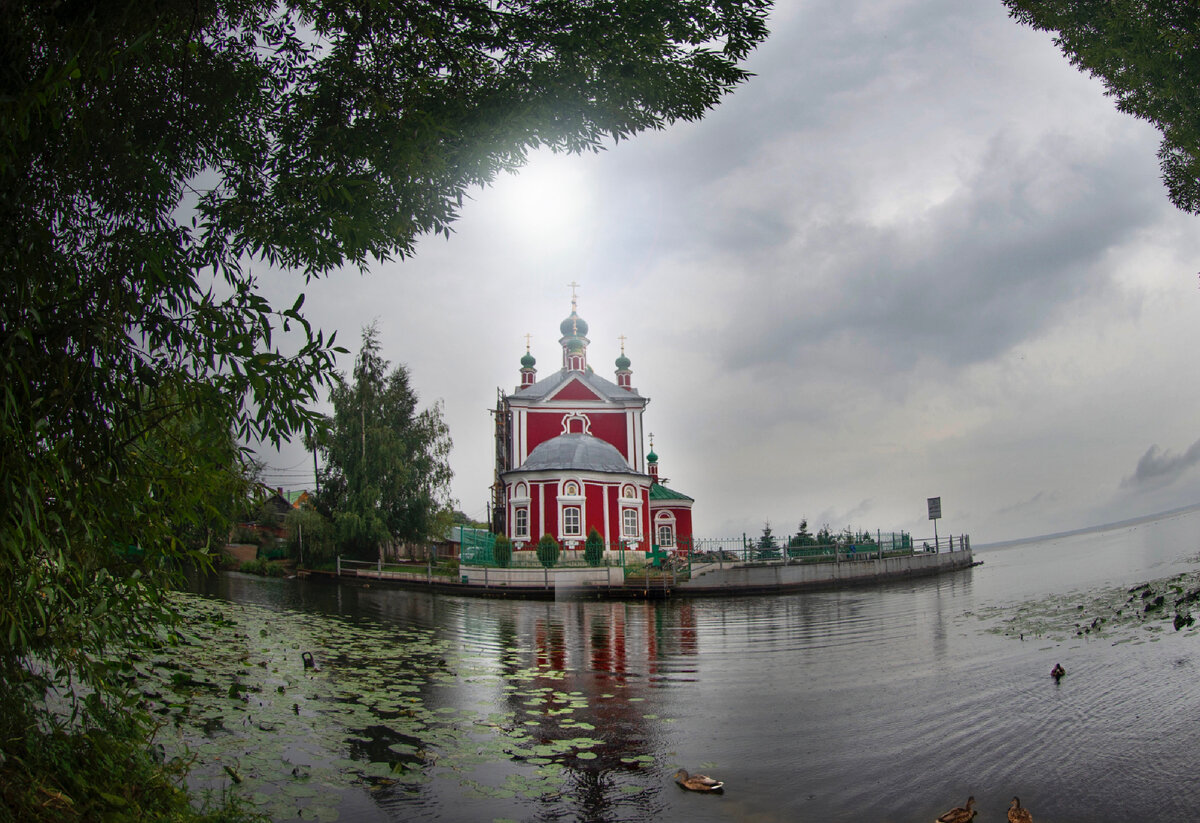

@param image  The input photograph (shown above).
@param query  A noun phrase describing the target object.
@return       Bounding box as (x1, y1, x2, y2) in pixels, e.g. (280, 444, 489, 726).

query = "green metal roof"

(648, 483, 693, 502)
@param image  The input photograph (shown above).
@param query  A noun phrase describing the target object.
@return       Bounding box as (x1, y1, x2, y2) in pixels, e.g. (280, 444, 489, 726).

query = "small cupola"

(559, 284, 589, 372)
(518, 336, 537, 389)
(647, 434, 659, 484)
(615, 336, 633, 390)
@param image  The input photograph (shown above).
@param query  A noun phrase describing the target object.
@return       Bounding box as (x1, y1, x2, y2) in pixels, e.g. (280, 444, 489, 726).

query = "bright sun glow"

(486, 152, 592, 251)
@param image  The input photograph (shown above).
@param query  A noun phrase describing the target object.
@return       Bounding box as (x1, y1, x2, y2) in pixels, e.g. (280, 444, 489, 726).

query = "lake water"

(173, 505, 1200, 822)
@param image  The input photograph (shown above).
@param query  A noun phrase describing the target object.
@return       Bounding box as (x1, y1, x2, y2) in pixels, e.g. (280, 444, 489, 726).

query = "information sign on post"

(927, 497, 942, 550)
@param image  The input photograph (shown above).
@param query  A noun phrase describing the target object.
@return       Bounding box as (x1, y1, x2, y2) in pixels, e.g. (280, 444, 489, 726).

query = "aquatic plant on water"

(980, 570, 1200, 643)
(119, 591, 665, 821)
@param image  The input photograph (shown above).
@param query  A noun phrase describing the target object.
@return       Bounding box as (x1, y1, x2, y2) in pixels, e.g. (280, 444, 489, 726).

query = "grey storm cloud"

(1123, 439, 1200, 489)
(253, 0, 1200, 545)
(713, 131, 1158, 378)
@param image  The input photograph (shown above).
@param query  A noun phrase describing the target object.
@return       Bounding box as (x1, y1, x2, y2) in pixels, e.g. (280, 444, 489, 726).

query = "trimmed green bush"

(584, 528, 605, 567)
(494, 534, 513, 568)
(536, 533, 560, 568)
(238, 558, 285, 577)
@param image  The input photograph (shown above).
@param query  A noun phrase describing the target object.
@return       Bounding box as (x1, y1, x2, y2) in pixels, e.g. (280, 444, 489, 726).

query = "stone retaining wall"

(676, 548, 974, 593)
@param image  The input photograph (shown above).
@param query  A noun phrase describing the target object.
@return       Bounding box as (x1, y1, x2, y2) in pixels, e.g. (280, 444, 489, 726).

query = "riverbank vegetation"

(303, 324, 456, 564)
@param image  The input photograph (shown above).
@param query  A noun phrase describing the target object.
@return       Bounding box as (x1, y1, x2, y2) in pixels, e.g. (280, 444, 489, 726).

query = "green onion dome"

(521, 350, 536, 368)
(560, 311, 588, 338)
(615, 352, 631, 370)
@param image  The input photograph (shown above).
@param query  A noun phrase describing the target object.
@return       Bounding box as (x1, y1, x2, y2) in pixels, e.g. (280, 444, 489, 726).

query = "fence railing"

(675, 531, 969, 571)
(336, 531, 970, 582)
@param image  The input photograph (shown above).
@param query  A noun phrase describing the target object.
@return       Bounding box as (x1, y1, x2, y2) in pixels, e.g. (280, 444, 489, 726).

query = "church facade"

(492, 298, 693, 555)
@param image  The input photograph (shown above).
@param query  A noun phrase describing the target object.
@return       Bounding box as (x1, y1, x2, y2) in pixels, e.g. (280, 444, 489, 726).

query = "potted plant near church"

(537, 533, 560, 569)
(584, 528, 605, 567)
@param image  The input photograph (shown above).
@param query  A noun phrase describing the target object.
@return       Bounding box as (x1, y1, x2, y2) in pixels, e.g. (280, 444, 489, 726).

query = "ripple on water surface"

(186, 507, 1200, 822)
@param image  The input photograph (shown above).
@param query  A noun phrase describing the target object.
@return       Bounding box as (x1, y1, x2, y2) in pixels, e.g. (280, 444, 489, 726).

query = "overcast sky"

(255, 0, 1200, 545)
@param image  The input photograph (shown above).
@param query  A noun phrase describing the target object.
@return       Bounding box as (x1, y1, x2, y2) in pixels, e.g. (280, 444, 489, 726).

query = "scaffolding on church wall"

(491, 387, 510, 535)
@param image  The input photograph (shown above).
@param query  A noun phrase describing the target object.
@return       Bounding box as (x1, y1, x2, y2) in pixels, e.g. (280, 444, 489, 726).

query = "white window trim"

(655, 511, 677, 548)
(622, 507, 641, 539)
(560, 413, 592, 436)
(656, 523, 676, 548)
(561, 504, 583, 539)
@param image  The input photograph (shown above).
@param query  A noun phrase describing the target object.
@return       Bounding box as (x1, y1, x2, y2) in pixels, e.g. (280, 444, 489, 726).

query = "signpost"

(927, 497, 942, 550)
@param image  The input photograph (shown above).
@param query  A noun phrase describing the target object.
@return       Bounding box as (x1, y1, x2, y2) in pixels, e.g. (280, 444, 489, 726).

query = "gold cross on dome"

(618, 334, 627, 354)
(524, 333, 532, 351)
(567, 280, 580, 311)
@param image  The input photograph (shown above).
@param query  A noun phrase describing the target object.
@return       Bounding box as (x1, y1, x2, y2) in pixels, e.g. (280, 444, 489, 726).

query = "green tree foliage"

(285, 507, 337, 567)
(317, 324, 454, 560)
(789, 518, 815, 548)
(584, 528, 605, 567)
(0, 0, 769, 811)
(757, 522, 777, 549)
(494, 533, 513, 568)
(537, 533, 561, 568)
(1005, 0, 1200, 214)
(756, 521, 780, 558)
(452, 509, 489, 529)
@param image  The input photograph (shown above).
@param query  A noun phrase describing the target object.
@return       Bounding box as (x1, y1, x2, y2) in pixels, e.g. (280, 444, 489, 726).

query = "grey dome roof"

(510, 433, 634, 474)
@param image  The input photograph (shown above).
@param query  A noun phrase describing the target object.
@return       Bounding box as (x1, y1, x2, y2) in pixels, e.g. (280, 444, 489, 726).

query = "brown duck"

(674, 769, 724, 792)
(1007, 796, 1033, 823)
(935, 795, 976, 823)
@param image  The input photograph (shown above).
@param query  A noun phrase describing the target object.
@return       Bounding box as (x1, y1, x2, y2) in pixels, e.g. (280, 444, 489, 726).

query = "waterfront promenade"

(314, 535, 975, 599)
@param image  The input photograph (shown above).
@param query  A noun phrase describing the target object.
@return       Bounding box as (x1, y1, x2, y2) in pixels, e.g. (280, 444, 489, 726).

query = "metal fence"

(337, 529, 969, 581)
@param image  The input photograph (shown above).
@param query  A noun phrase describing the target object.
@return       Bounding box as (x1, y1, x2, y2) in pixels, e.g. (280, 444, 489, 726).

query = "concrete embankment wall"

(675, 549, 974, 594)
(327, 549, 975, 598)
(340, 564, 625, 595)
(456, 565, 625, 590)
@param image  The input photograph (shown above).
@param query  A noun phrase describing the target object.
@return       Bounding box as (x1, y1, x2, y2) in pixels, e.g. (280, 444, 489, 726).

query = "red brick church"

(492, 292, 693, 556)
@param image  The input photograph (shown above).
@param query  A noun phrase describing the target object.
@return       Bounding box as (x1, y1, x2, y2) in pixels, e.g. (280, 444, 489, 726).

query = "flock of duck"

(674, 776, 1033, 821)
(674, 777, 1033, 822)
(673, 664, 1065, 817)
(935, 795, 1033, 822)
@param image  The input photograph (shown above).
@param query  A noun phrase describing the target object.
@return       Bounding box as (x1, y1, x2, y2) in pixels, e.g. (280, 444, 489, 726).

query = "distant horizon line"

(975, 501, 1200, 550)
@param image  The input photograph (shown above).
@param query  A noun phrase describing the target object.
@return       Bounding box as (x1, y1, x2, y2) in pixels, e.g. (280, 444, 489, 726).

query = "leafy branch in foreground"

(1, 0, 769, 816)
(1005, 0, 1200, 215)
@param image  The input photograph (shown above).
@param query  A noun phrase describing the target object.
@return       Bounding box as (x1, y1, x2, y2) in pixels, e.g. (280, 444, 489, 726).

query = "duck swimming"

(1007, 796, 1033, 823)
(935, 795, 976, 823)
(674, 769, 724, 792)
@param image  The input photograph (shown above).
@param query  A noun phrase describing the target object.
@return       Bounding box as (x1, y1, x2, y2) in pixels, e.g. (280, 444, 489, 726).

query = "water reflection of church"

(492, 293, 694, 557)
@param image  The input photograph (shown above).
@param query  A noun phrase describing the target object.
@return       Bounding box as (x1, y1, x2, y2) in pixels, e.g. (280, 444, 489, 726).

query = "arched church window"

(655, 511, 677, 548)
(514, 508, 529, 538)
(562, 506, 582, 537)
(622, 508, 639, 538)
(657, 523, 675, 548)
